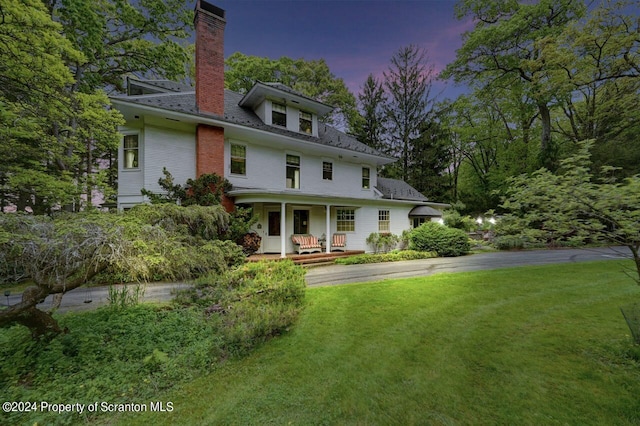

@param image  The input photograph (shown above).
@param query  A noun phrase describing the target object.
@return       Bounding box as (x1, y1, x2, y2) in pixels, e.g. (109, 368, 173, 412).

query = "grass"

(117, 260, 640, 425)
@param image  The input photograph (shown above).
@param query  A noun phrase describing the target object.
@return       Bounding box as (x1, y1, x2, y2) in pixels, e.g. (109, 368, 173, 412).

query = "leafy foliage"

(334, 250, 437, 265)
(224, 52, 357, 128)
(409, 221, 471, 257)
(0, 206, 244, 337)
(366, 232, 400, 254)
(174, 260, 306, 356)
(499, 140, 640, 283)
(1, 0, 192, 212)
(0, 305, 226, 425)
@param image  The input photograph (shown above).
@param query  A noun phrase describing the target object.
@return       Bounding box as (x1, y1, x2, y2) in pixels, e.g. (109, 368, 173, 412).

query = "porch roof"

(228, 187, 448, 209)
(409, 205, 443, 217)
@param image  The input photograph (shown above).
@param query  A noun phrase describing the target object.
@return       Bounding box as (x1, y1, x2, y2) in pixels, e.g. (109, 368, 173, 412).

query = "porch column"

(325, 204, 331, 253)
(280, 202, 286, 258)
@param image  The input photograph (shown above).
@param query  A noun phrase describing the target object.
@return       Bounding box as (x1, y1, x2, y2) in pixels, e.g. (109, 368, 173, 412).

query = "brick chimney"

(194, 0, 225, 116)
(194, 1, 234, 212)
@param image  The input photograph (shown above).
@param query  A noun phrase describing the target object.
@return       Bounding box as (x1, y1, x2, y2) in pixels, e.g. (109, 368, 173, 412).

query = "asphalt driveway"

(305, 245, 630, 286)
(5, 246, 630, 312)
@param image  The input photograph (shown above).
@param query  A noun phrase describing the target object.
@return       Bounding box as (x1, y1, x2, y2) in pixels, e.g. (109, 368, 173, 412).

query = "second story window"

(123, 134, 139, 169)
(286, 154, 300, 189)
(273, 103, 287, 127)
(362, 167, 370, 189)
(299, 111, 312, 134)
(230, 144, 246, 175)
(323, 161, 333, 180)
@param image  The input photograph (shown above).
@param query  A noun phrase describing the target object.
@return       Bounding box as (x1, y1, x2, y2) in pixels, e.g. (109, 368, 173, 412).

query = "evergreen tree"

(383, 45, 436, 181)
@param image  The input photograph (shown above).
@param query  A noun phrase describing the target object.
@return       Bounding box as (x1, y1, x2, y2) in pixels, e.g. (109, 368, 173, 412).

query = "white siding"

(226, 137, 378, 200)
(144, 125, 196, 193)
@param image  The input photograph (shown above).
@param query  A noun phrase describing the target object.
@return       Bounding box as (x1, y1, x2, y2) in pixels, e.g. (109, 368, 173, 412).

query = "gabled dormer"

(238, 82, 333, 137)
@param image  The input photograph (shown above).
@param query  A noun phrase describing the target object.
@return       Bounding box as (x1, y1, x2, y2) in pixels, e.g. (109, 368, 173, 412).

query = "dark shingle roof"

(113, 85, 389, 159)
(376, 177, 428, 202)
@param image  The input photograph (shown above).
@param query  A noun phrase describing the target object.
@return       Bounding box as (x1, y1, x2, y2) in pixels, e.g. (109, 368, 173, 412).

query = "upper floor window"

(362, 167, 370, 189)
(273, 103, 287, 127)
(286, 154, 300, 189)
(230, 143, 246, 175)
(123, 134, 139, 169)
(299, 111, 312, 134)
(379, 210, 390, 233)
(323, 161, 333, 180)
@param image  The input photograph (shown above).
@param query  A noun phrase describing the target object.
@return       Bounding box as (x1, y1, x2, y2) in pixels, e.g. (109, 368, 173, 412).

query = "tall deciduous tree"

(442, 0, 586, 170)
(2, 0, 192, 213)
(383, 45, 436, 181)
(0, 0, 82, 212)
(224, 52, 358, 128)
(543, 0, 640, 176)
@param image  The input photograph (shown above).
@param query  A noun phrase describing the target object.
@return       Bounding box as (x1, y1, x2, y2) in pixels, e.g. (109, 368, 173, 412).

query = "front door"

(263, 208, 281, 253)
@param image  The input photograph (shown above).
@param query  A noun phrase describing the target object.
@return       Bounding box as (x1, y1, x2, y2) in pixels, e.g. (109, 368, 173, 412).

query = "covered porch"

(229, 189, 364, 258)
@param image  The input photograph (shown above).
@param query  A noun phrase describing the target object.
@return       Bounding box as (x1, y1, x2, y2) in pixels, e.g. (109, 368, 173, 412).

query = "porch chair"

(331, 233, 347, 252)
(291, 234, 323, 255)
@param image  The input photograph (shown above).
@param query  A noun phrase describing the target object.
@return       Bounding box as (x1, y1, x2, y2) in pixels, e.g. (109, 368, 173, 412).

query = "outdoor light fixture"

(4, 290, 10, 307)
(476, 217, 483, 225)
(489, 218, 496, 224)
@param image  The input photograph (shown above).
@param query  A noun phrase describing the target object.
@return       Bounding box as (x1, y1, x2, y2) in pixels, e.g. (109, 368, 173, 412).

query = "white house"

(111, 0, 448, 256)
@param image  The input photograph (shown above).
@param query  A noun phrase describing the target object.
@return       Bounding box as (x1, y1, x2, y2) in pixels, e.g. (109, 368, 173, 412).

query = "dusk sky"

(207, 1, 473, 100)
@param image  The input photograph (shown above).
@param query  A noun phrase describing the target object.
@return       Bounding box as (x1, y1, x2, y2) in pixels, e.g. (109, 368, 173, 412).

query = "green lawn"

(120, 261, 640, 425)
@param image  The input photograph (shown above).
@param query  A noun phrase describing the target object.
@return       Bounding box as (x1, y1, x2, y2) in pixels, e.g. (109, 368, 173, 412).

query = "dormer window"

(299, 111, 312, 134)
(272, 102, 287, 127)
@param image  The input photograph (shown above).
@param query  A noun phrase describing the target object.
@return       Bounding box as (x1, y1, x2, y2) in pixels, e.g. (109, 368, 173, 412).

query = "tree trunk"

(0, 285, 64, 339)
(16, 307, 63, 339)
(538, 103, 556, 171)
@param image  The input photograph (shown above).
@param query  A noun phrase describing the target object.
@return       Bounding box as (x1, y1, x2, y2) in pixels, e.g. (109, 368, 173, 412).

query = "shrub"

(492, 235, 526, 250)
(409, 221, 471, 257)
(443, 209, 476, 232)
(366, 232, 399, 253)
(175, 260, 306, 356)
(335, 250, 437, 265)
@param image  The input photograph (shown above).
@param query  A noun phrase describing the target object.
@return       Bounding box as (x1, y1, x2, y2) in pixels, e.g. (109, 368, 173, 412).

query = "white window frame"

(362, 167, 370, 189)
(230, 143, 246, 176)
(336, 208, 355, 232)
(123, 133, 140, 170)
(379, 210, 390, 233)
(272, 102, 287, 127)
(299, 111, 312, 134)
(286, 154, 300, 189)
(322, 161, 333, 181)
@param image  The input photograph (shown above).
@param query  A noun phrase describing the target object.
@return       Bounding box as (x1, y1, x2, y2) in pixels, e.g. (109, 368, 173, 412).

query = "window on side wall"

(323, 161, 333, 180)
(123, 134, 139, 169)
(362, 167, 370, 189)
(379, 210, 390, 233)
(273, 102, 287, 127)
(299, 111, 312, 134)
(230, 144, 246, 175)
(286, 154, 300, 189)
(336, 208, 355, 232)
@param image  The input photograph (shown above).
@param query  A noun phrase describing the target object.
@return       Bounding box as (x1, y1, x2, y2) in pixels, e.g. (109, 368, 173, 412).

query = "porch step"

(290, 250, 363, 266)
(248, 250, 364, 266)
